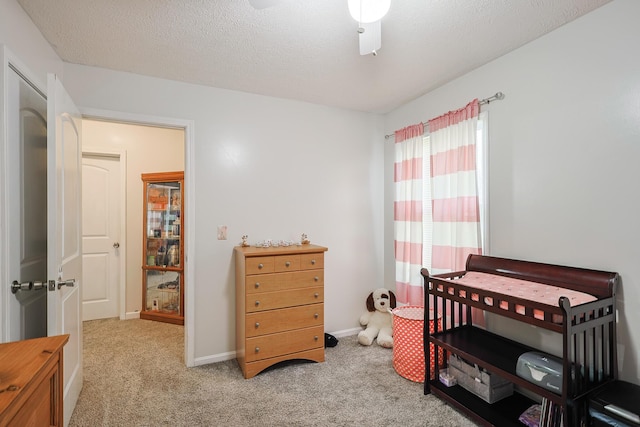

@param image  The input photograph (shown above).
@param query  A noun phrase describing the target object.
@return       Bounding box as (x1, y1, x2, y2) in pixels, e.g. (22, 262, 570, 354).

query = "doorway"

(78, 112, 195, 368)
(81, 119, 185, 322)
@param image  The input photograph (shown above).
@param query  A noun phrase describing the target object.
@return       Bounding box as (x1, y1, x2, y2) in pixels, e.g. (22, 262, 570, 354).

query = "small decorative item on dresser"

(301, 233, 310, 244)
(241, 235, 250, 247)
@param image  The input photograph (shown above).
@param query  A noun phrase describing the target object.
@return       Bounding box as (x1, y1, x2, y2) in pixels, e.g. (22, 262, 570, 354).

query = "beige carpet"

(70, 318, 477, 426)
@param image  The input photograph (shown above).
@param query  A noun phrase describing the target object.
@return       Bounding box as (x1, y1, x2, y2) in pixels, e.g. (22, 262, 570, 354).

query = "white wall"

(1, 0, 385, 363)
(83, 119, 184, 315)
(0, 0, 62, 87)
(62, 65, 385, 361)
(384, 0, 640, 384)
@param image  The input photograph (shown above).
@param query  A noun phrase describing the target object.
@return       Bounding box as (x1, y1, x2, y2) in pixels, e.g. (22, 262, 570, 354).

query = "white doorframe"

(80, 107, 195, 368)
(81, 147, 127, 320)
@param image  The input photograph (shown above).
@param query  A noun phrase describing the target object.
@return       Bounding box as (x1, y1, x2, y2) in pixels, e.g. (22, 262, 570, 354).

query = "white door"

(4, 62, 48, 342)
(81, 153, 121, 320)
(47, 74, 83, 426)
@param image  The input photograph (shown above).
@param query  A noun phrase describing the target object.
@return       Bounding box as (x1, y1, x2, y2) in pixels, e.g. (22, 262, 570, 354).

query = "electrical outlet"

(217, 225, 228, 240)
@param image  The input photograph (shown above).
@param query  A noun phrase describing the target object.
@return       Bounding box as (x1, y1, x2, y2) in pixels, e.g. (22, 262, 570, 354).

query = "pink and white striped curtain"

(428, 99, 484, 325)
(394, 123, 425, 306)
(428, 99, 483, 273)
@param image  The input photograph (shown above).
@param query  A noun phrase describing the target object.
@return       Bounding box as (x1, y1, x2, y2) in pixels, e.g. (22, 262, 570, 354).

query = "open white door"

(47, 74, 83, 426)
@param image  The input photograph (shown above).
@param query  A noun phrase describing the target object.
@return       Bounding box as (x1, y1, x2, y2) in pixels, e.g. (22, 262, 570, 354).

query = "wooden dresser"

(0, 334, 69, 427)
(235, 244, 328, 379)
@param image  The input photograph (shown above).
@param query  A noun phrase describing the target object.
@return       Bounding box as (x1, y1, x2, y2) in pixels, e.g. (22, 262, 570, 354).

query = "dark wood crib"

(422, 254, 620, 427)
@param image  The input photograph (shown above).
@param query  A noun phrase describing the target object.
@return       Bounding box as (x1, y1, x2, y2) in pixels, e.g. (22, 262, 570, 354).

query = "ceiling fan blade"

(248, 0, 282, 9)
(358, 21, 382, 56)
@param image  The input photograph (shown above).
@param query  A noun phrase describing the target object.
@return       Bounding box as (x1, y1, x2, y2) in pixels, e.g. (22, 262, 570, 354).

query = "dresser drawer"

(245, 270, 323, 294)
(274, 255, 300, 272)
(246, 287, 323, 312)
(245, 325, 324, 362)
(300, 253, 324, 270)
(246, 304, 323, 337)
(246, 256, 274, 275)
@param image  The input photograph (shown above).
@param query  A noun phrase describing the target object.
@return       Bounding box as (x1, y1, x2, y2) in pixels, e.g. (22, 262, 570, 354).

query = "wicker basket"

(391, 306, 443, 382)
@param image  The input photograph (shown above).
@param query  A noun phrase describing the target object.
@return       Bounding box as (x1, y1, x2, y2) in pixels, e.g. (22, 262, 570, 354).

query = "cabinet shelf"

(431, 325, 564, 404)
(147, 207, 181, 212)
(143, 265, 182, 272)
(429, 380, 535, 427)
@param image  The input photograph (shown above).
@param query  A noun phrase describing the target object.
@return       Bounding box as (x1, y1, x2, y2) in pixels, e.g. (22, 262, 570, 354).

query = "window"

(421, 112, 488, 272)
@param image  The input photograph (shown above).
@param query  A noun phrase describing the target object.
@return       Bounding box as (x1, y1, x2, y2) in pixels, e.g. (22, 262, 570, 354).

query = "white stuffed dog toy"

(358, 288, 397, 348)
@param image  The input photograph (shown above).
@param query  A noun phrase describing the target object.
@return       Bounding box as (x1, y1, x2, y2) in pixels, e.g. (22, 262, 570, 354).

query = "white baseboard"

(194, 351, 237, 367)
(329, 327, 361, 338)
(124, 311, 141, 320)
(192, 329, 361, 368)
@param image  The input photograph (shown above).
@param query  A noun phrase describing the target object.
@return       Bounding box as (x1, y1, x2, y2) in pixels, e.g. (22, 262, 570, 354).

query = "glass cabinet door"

(144, 270, 181, 314)
(145, 181, 181, 269)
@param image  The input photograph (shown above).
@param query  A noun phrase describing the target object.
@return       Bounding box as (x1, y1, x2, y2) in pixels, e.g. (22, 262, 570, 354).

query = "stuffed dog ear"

(389, 290, 397, 309)
(365, 292, 375, 312)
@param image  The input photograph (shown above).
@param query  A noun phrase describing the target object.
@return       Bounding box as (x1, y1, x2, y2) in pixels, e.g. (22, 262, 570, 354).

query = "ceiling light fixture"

(347, 0, 390, 56)
(348, 0, 391, 23)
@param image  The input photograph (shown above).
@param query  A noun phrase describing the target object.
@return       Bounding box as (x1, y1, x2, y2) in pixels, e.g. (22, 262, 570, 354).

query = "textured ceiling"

(17, 0, 611, 113)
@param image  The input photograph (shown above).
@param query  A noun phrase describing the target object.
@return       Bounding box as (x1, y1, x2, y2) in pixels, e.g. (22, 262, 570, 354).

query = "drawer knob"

(254, 282, 260, 289)
(314, 313, 319, 319)
(285, 261, 291, 267)
(314, 336, 319, 341)
(258, 263, 264, 269)
(255, 300, 260, 306)
(314, 293, 319, 298)
(314, 276, 319, 282)
(255, 347, 260, 353)
(255, 322, 260, 328)
(311, 259, 316, 265)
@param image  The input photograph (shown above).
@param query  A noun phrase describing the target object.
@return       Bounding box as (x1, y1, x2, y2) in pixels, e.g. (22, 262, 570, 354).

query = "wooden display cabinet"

(141, 171, 184, 325)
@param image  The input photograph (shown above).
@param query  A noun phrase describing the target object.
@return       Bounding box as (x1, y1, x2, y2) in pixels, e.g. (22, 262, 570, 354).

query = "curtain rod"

(384, 91, 505, 140)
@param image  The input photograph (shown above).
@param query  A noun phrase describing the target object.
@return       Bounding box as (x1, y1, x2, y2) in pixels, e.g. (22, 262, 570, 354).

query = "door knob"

(11, 281, 31, 293)
(113, 242, 120, 248)
(56, 279, 76, 290)
(11, 280, 46, 294)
